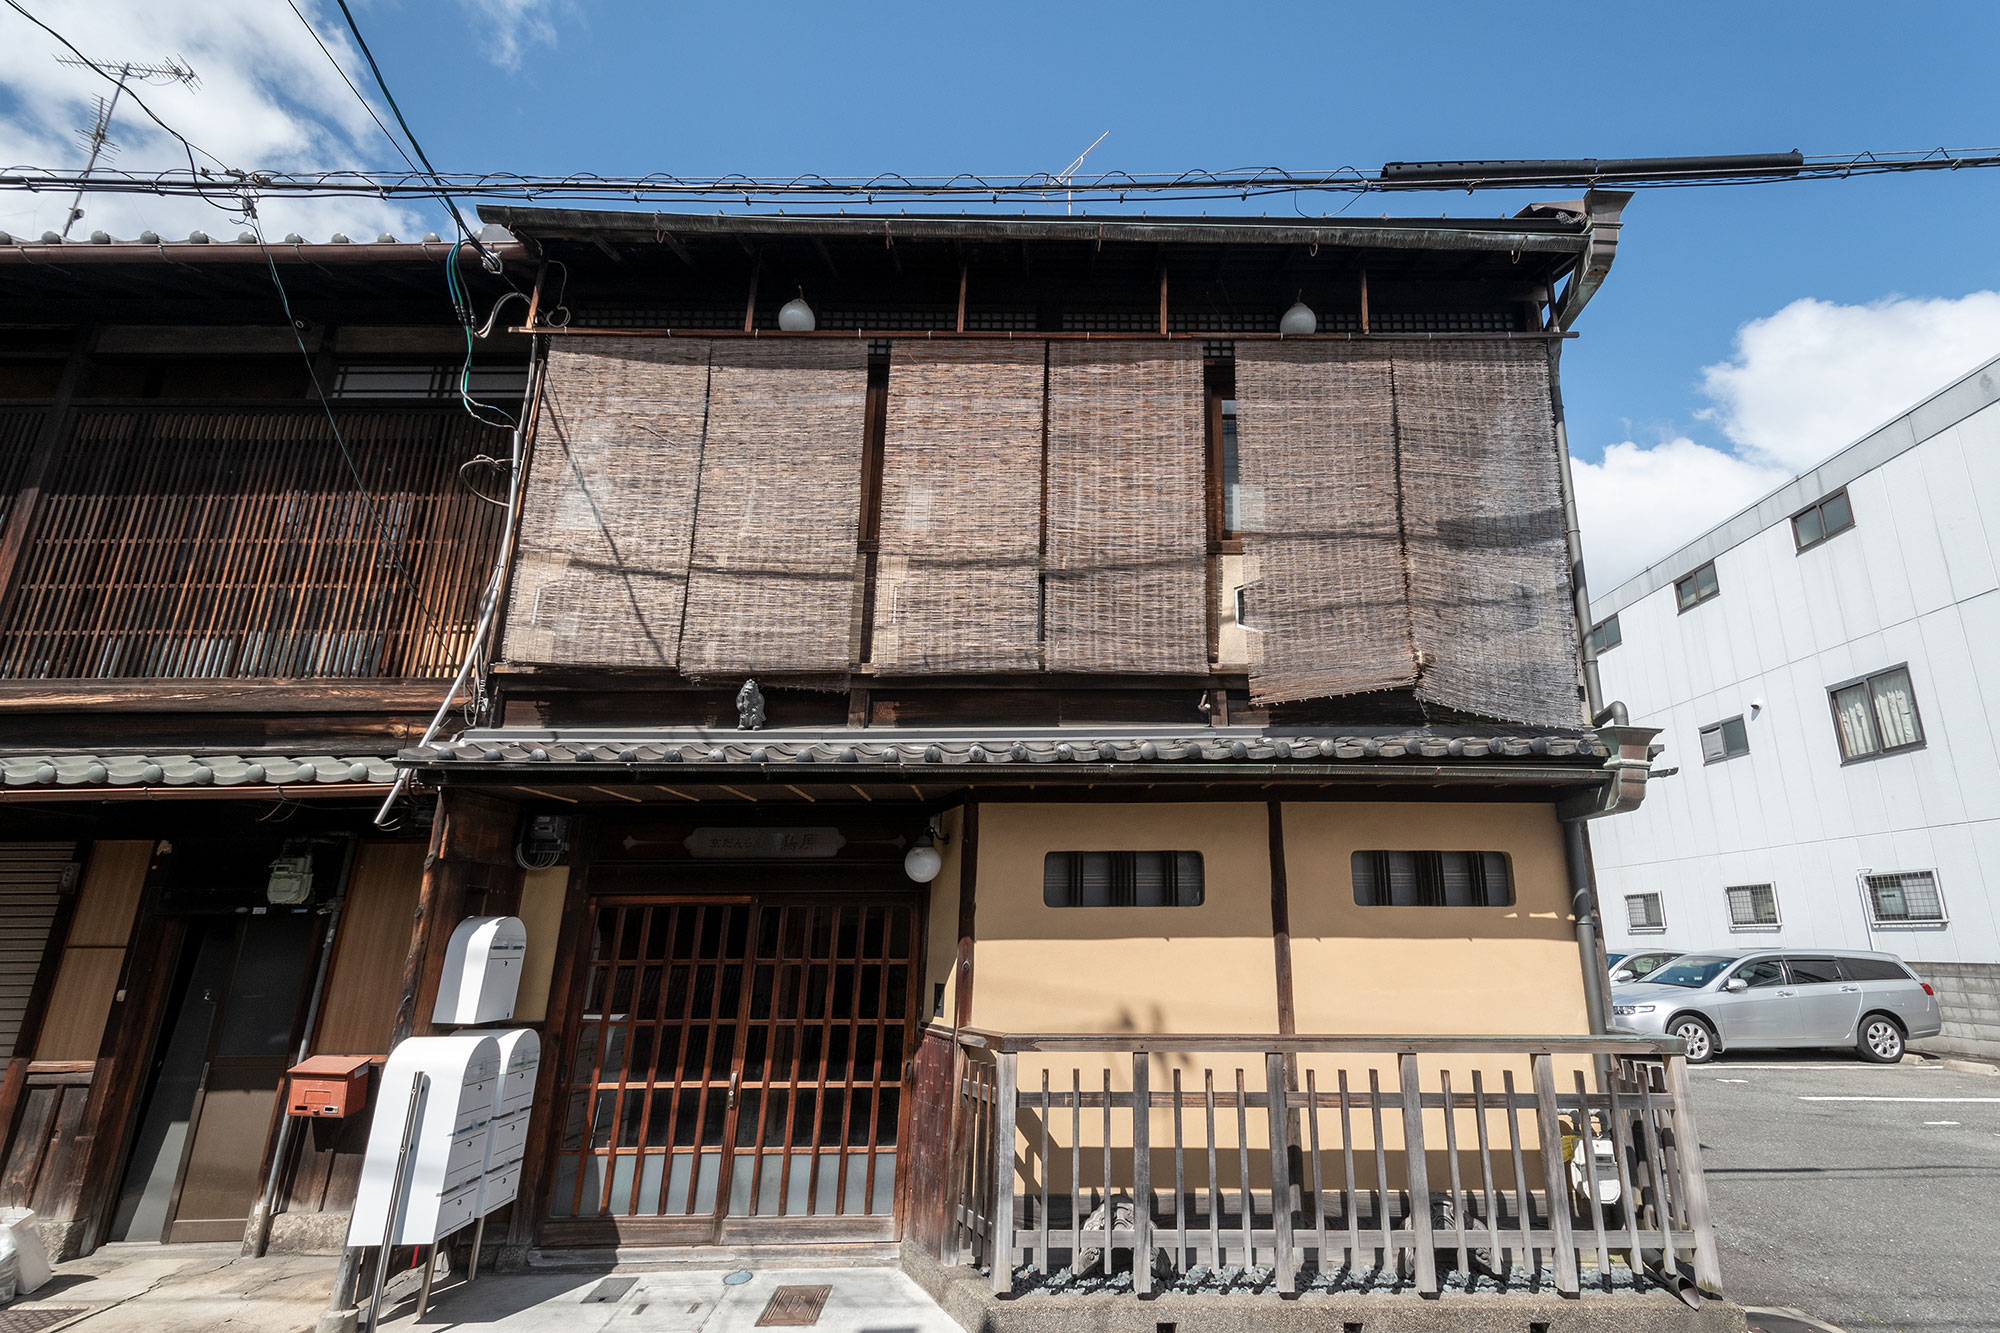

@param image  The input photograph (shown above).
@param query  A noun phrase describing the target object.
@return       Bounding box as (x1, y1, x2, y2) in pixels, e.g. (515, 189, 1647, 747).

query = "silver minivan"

(1610, 948, 1942, 1063)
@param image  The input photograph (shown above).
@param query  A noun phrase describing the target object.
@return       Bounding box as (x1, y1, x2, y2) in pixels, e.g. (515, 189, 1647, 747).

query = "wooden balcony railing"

(945, 1030, 1719, 1300)
(0, 403, 508, 681)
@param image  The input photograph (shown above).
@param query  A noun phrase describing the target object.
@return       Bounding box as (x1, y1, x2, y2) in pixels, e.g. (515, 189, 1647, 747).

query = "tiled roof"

(0, 753, 398, 789)
(400, 730, 1612, 769)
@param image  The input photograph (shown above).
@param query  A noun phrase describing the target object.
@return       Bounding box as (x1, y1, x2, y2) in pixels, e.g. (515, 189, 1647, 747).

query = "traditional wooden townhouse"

(0, 198, 1724, 1317)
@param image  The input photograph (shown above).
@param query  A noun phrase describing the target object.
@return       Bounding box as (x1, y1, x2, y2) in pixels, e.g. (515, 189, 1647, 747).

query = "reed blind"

(0, 405, 505, 680)
(1043, 342, 1207, 674)
(1395, 342, 1581, 728)
(502, 338, 712, 667)
(872, 341, 1044, 673)
(678, 342, 870, 677)
(1235, 344, 1418, 703)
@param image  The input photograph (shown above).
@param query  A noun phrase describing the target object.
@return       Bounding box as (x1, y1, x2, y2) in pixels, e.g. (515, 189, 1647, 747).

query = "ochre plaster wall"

(970, 802, 1278, 1036)
(1282, 801, 1587, 1036)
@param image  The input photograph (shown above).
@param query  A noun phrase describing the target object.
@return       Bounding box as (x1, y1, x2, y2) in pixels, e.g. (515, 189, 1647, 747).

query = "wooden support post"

(1398, 1052, 1436, 1295)
(1359, 269, 1371, 334)
(953, 802, 979, 1029)
(989, 1050, 1018, 1294)
(1131, 1052, 1152, 1296)
(742, 256, 762, 333)
(1663, 1054, 1723, 1293)
(1265, 1050, 1295, 1293)
(1157, 265, 1169, 335)
(1532, 1053, 1581, 1294)
(956, 263, 968, 333)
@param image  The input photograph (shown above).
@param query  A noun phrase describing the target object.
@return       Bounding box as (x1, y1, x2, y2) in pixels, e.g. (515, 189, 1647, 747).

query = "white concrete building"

(1588, 353, 2000, 1060)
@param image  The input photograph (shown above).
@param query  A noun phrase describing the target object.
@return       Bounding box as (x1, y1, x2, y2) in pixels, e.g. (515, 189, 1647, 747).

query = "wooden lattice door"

(546, 895, 920, 1244)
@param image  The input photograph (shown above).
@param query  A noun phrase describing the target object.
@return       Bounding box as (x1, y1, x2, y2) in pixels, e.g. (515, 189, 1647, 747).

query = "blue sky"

(6, 1, 2000, 586)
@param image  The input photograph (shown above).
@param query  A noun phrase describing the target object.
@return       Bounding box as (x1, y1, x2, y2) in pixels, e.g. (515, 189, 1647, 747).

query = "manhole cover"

(755, 1284, 832, 1327)
(0, 1310, 88, 1333)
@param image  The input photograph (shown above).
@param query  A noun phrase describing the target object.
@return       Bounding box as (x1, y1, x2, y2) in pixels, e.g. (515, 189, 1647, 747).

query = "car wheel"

(1857, 1013, 1905, 1063)
(1669, 1016, 1716, 1064)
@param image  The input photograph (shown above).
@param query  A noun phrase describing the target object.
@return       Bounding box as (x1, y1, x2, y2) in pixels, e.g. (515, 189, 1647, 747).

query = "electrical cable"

(247, 212, 460, 637)
(4, 0, 231, 185)
(284, 0, 427, 186)
(329, 0, 486, 256)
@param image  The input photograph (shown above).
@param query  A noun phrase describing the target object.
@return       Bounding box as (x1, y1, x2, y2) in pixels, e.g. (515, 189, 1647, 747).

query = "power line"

(283, 0, 425, 186)
(329, 0, 483, 252)
(3, 146, 1999, 210)
(3, 0, 228, 183)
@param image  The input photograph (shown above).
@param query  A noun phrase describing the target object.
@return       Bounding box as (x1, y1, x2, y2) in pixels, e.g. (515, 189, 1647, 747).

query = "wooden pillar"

(1267, 801, 1296, 1036)
(390, 790, 522, 1046)
(506, 846, 592, 1249)
(952, 801, 980, 1029)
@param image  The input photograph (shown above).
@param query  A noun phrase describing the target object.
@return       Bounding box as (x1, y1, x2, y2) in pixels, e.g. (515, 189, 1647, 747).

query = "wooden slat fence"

(946, 1031, 1719, 1300)
(0, 404, 506, 680)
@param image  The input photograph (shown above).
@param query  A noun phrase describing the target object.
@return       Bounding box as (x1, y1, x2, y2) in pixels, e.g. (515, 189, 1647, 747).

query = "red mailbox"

(286, 1056, 373, 1119)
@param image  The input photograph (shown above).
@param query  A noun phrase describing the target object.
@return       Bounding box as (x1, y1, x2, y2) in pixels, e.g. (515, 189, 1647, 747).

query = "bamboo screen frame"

(0, 405, 504, 680)
(1235, 344, 1417, 703)
(1235, 342, 1580, 726)
(503, 337, 713, 667)
(677, 342, 871, 678)
(1396, 343, 1581, 728)
(1043, 342, 1208, 674)
(872, 342, 1044, 673)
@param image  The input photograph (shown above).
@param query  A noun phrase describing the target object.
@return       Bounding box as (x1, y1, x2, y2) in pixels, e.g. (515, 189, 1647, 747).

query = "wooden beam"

(1158, 263, 1169, 336)
(742, 255, 762, 333)
(812, 236, 839, 279)
(1359, 268, 1370, 334)
(956, 262, 968, 333)
(656, 230, 696, 268)
(952, 801, 979, 1029)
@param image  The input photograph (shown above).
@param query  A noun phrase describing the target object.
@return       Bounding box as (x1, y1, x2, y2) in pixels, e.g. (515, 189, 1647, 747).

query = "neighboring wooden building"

(0, 201, 1715, 1299)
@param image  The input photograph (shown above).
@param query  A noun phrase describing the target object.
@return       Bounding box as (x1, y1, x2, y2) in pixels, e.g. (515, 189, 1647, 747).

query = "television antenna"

(53, 53, 200, 238)
(1048, 130, 1109, 214)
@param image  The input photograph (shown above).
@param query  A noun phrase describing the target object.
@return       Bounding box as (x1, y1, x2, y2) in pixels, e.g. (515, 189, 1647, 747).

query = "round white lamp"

(1279, 299, 1318, 335)
(778, 291, 817, 332)
(903, 833, 943, 883)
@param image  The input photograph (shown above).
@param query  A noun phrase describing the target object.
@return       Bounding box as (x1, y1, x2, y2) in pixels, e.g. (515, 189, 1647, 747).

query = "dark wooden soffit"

(0, 681, 468, 714)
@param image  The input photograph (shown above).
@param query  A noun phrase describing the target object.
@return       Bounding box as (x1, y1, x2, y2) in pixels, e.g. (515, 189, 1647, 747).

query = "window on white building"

(1625, 892, 1666, 933)
(1588, 615, 1622, 655)
(1863, 871, 1947, 925)
(1725, 883, 1781, 929)
(1792, 489, 1855, 552)
(1675, 561, 1719, 612)
(1699, 716, 1749, 764)
(1830, 666, 1925, 761)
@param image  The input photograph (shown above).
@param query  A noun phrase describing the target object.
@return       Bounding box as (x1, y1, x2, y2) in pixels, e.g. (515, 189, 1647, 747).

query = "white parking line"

(1695, 1063, 1939, 1071)
(1800, 1088, 2000, 1096)
(1925, 1121, 1961, 1126)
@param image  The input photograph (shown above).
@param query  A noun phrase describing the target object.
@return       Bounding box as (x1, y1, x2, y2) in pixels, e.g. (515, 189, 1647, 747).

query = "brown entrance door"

(545, 895, 918, 1245)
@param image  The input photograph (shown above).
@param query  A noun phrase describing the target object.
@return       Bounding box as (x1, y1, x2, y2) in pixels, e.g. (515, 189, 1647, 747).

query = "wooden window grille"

(1350, 850, 1513, 907)
(0, 404, 507, 680)
(1042, 851, 1204, 908)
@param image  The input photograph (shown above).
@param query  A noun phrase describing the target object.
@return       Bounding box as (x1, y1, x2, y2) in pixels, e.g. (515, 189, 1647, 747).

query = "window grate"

(1351, 851, 1514, 907)
(1625, 892, 1666, 932)
(1864, 871, 1946, 925)
(1725, 883, 1780, 929)
(1043, 851, 1204, 907)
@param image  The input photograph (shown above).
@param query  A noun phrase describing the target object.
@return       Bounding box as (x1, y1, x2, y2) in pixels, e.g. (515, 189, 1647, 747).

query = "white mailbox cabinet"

(433, 916, 528, 1025)
(346, 1029, 543, 1250)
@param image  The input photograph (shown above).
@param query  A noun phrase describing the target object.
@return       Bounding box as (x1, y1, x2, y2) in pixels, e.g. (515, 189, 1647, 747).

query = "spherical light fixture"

(1279, 294, 1317, 335)
(903, 831, 943, 883)
(778, 289, 816, 332)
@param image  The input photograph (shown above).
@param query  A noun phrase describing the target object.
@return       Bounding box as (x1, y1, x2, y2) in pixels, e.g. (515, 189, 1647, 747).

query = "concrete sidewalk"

(372, 1265, 960, 1332)
(2, 1243, 340, 1332)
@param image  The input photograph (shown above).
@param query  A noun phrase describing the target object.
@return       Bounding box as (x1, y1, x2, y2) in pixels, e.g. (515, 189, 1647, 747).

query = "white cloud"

(0, 1, 447, 242)
(1580, 292, 2000, 591)
(455, 0, 560, 71)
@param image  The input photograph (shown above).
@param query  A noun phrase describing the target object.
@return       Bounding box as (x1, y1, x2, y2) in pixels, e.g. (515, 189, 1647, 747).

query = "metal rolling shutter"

(0, 842, 75, 1059)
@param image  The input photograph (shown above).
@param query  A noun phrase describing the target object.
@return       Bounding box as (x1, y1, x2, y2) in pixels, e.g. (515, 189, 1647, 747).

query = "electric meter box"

(432, 915, 527, 1025)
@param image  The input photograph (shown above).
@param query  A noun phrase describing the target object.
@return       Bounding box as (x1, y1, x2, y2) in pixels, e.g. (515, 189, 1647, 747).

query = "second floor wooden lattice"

(0, 404, 508, 681)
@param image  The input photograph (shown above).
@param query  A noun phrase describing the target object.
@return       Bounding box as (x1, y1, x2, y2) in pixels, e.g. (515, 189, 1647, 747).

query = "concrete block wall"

(1909, 960, 2000, 1063)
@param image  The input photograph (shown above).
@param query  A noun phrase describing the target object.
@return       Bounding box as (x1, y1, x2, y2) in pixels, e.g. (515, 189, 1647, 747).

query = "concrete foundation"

(900, 1244, 1749, 1333)
(1909, 959, 2000, 1063)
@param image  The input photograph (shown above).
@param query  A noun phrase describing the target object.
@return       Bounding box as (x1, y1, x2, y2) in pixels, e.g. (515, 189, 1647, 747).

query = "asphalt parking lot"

(1689, 1051, 2000, 1333)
